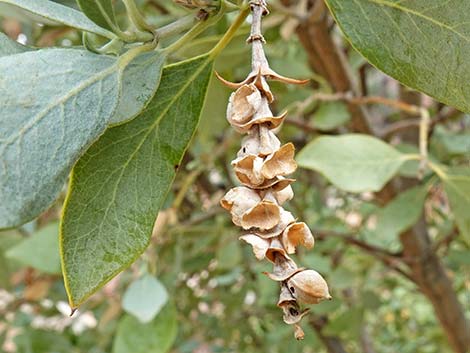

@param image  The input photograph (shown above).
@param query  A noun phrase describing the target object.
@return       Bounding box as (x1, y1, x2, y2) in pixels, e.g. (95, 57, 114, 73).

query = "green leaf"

(111, 51, 166, 125)
(0, 0, 114, 38)
(324, 0, 470, 113)
(61, 55, 213, 307)
(122, 274, 168, 323)
(6, 223, 61, 274)
(297, 134, 410, 192)
(0, 32, 32, 57)
(76, 0, 117, 32)
(113, 302, 177, 353)
(0, 48, 164, 229)
(430, 126, 470, 161)
(374, 185, 427, 239)
(312, 102, 350, 131)
(439, 167, 470, 244)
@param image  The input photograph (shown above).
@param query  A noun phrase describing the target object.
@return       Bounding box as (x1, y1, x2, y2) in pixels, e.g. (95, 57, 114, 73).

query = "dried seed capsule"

(287, 269, 331, 304)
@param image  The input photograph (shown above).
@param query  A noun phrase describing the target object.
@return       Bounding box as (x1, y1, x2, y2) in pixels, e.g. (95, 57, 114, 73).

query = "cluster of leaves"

(0, 0, 469, 353)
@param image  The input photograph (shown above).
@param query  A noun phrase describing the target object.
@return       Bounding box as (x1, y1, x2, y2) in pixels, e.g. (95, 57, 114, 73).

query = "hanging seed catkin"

(218, 0, 331, 339)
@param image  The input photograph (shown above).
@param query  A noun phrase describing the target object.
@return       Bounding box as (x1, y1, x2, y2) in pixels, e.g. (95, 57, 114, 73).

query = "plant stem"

(122, 0, 154, 32)
(164, 3, 228, 54)
(209, 5, 250, 58)
(154, 14, 197, 40)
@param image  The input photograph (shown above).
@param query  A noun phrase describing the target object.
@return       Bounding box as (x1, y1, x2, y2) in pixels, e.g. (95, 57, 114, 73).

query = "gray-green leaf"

(122, 274, 168, 323)
(6, 222, 61, 274)
(374, 185, 427, 240)
(113, 302, 177, 353)
(0, 0, 114, 38)
(76, 0, 117, 32)
(60, 55, 213, 307)
(324, 0, 470, 112)
(0, 32, 32, 57)
(0, 48, 165, 229)
(111, 51, 166, 125)
(439, 167, 470, 245)
(312, 101, 350, 131)
(297, 134, 410, 192)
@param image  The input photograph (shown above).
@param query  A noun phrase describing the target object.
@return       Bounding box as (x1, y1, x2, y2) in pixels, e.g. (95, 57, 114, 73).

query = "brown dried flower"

(218, 0, 330, 339)
(287, 269, 331, 304)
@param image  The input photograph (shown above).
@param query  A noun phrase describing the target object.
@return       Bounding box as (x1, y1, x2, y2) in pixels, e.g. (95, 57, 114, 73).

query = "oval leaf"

(297, 134, 408, 192)
(324, 0, 470, 112)
(60, 55, 213, 307)
(113, 302, 177, 353)
(0, 48, 165, 229)
(122, 274, 168, 323)
(76, 0, 117, 32)
(0, 0, 114, 38)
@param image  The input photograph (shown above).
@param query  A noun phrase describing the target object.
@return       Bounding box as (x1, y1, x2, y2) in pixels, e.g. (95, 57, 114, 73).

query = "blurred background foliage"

(0, 0, 469, 353)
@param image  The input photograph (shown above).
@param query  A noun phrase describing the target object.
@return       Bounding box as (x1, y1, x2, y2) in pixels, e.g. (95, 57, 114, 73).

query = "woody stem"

(248, 0, 269, 71)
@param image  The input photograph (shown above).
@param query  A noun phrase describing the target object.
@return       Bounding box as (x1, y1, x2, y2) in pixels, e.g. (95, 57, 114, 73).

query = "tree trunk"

(283, 1, 470, 351)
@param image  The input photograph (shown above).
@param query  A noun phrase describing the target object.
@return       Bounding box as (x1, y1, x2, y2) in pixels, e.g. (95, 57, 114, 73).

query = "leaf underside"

(0, 48, 164, 229)
(324, 0, 470, 113)
(0, 0, 113, 38)
(60, 55, 213, 307)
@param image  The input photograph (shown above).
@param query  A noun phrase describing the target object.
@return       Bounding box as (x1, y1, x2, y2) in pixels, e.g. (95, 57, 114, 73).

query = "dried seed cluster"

(219, 0, 331, 339)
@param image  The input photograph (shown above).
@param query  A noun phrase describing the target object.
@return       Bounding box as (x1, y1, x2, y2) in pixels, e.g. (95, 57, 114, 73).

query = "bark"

(401, 219, 470, 353)
(282, 1, 470, 352)
(310, 317, 349, 353)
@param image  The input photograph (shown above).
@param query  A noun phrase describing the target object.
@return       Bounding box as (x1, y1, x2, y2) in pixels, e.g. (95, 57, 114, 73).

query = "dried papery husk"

(241, 199, 280, 230)
(274, 185, 294, 205)
(247, 177, 294, 191)
(215, 66, 308, 103)
(281, 222, 314, 254)
(256, 209, 295, 239)
(287, 269, 331, 304)
(277, 281, 296, 307)
(226, 84, 262, 133)
(240, 234, 270, 260)
(281, 301, 310, 325)
(232, 154, 265, 186)
(294, 324, 305, 340)
(261, 142, 297, 179)
(220, 186, 260, 227)
(257, 124, 281, 156)
(264, 242, 303, 281)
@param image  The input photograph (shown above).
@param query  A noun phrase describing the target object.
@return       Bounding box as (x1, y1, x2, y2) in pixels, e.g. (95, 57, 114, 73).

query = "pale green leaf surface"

(0, 49, 118, 229)
(113, 302, 177, 353)
(0, 0, 114, 38)
(76, 0, 116, 32)
(440, 167, 470, 244)
(374, 185, 427, 239)
(6, 222, 61, 274)
(0, 32, 32, 57)
(312, 102, 350, 131)
(61, 55, 213, 307)
(110, 51, 166, 125)
(297, 134, 407, 192)
(324, 0, 470, 112)
(122, 274, 168, 323)
(0, 48, 164, 229)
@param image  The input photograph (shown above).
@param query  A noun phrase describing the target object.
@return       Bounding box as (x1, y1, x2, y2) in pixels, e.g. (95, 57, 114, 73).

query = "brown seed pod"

(287, 270, 331, 304)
